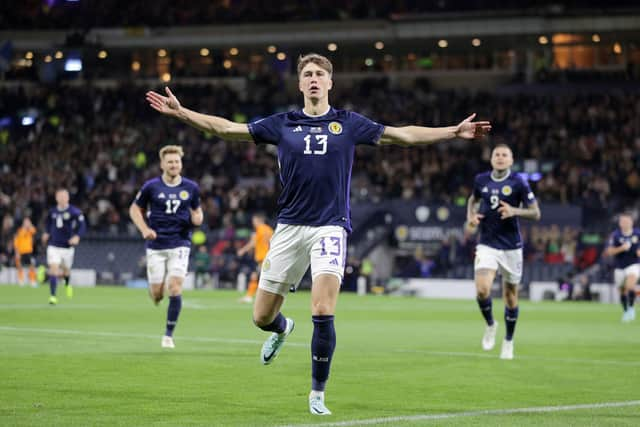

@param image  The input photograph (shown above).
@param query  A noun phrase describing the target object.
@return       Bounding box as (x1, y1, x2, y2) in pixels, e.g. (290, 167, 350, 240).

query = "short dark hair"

(492, 143, 512, 154)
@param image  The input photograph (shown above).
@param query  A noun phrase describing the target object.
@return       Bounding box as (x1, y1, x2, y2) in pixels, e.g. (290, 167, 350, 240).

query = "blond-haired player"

(130, 145, 203, 348)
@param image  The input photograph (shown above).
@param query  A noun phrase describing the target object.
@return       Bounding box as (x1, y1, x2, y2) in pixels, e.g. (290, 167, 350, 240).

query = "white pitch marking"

(279, 400, 640, 427)
(0, 326, 308, 348)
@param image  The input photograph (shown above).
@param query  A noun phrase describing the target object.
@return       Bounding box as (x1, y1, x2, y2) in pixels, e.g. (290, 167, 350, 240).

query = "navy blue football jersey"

(134, 177, 201, 250)
(248, 107, 384, 233)
(607, 228, 640, 269)
(473, 171, 536, 250)
(45, 205, 86, 248)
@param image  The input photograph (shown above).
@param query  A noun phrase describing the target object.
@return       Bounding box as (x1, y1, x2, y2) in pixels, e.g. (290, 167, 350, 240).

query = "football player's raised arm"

(379, 114, 491, 146)
(145, 87, 251, 141)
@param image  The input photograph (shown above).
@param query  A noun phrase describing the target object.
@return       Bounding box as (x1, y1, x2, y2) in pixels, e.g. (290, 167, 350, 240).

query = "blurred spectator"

(193, 245, 211, 289)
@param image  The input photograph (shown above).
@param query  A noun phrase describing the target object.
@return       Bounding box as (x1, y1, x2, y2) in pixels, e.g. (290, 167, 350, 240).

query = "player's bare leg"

(254, 286, 293, 364)
(161, 276, 184, 348)
(149, 282, 164, 305)
(475, 268, 498, 350)
(500, 282, 519, 360)
(308, 273, 340, 415)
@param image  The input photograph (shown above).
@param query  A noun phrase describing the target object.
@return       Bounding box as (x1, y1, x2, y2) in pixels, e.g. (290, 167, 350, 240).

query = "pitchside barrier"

(0, 267, 97, 287)
(389, 278, 615, 303)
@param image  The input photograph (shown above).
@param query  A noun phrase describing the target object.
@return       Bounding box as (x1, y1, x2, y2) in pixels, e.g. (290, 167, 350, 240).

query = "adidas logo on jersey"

(329, 258, 339, 266)
(293, 125, 303, 132)
(158, 192, 166, 199)
(481, 186, 489, 193)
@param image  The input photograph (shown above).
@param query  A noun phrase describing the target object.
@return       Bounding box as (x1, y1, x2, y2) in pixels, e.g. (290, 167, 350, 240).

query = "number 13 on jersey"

(303, 134, 327, 155)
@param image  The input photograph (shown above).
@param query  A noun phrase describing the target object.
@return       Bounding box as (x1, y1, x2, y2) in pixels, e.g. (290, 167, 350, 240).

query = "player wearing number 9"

(466, 144, 541, 360)
(129, 145, 203, 349)
(145, 53, 490, 415)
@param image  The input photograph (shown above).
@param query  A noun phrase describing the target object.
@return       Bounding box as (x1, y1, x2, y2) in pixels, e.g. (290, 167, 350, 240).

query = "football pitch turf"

(1, 285, 638, 426)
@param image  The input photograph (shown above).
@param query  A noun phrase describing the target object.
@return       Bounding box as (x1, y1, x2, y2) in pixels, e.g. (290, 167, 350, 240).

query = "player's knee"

(167, 280, 183, 296)
(311, 301, 333, 316)
(476, 286, 491, 300)
(149, 284, 163, 300)
(252, 312, 274, 328)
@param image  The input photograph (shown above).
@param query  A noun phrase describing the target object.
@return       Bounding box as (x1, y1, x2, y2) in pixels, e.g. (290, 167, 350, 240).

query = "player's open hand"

(68, 235, 80, 246)
(497, 201, 515, 219)
(455, 113, 491, 139)
(146, 87, 181, 117)
(142, 228, 157, 240)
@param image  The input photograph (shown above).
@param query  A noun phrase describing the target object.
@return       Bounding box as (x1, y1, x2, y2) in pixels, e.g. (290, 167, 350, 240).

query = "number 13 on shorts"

(310, 227, 347, 279)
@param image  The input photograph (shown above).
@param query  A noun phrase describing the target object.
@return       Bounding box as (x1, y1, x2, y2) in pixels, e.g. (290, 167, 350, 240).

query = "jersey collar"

(301, 105, 331, 118)
(490, 169, 511, 183)
(161, 175, 183, 187)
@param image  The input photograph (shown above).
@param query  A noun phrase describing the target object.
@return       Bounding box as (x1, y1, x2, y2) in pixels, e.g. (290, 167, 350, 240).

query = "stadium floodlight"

(613, 43, 622, 54)
(327, 43, 337, 52)
(64, 58, 82, 71)
(472, 38, 481, 47)
(21, 116, 35, 126)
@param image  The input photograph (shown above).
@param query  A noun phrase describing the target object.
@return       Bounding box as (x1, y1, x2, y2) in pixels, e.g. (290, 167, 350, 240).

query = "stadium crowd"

(2, 1, 631, 29)
(2, 79, 639, 229)
(1, 78, 638, 277)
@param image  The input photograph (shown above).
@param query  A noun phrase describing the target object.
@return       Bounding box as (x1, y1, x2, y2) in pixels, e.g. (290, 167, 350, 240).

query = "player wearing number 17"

(145, 53, 491, 415)
(466, 144, 541, 360)
(129, 145, 203, 349)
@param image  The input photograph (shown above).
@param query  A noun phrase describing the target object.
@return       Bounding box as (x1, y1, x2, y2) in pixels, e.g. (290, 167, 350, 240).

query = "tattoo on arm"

(512, 203, 541, 221)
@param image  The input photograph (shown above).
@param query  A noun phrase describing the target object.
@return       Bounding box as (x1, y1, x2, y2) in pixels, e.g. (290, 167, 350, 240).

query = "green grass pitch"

(1, 285, 639, 426)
